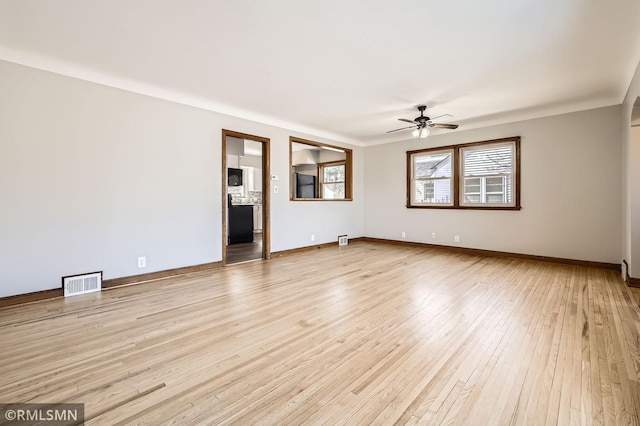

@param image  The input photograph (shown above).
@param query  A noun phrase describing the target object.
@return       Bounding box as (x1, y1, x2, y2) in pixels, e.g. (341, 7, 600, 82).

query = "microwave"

(228, 168, 243, 186)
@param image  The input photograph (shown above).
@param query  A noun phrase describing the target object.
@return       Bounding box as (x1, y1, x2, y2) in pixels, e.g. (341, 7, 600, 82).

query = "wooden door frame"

(222, 129, 271, 265)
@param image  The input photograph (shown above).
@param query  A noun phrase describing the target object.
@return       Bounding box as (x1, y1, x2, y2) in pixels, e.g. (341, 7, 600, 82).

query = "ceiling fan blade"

(428, 113, 453, 121)
(386, 125, 418, 133)
(398, 118, 417, 124)
(430, 123, 459, 129)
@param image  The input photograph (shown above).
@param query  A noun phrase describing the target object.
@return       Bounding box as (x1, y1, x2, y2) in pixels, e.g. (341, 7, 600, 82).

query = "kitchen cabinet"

(243, 167, 263, 192)
(253, 205, 262, 232)
(253, 168, 262, 191)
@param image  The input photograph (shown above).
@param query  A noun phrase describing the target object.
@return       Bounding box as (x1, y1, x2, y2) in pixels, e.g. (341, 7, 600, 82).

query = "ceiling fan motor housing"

(415, 105, 429, 123)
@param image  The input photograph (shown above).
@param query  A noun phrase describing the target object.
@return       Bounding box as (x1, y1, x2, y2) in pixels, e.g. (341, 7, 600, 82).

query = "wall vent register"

(63, 271, 102, 297)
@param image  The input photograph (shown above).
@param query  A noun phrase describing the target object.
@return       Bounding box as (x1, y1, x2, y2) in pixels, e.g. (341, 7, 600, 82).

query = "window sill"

(406, 205, 521, 211)
(292, 198, 353, 202)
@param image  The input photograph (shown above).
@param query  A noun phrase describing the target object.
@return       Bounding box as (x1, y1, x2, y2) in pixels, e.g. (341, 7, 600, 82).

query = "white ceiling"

(1, 0, 639, 146)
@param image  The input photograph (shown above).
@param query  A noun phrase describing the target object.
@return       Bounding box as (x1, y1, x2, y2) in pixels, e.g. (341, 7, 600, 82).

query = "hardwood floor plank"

(0, 242, 638, 425)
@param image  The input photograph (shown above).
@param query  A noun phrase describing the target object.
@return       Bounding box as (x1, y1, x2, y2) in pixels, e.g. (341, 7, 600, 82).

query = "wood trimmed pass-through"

(289, 136, 353, 201)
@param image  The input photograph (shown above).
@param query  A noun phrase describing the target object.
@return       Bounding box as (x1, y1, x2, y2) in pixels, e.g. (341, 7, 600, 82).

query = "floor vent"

(338, 235, 348, 246)
(63, 271, 102, 297)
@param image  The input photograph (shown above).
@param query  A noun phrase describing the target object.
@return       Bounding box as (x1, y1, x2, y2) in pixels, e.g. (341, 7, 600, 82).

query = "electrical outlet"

(138, 256, 146, 268)
(311, 234, 315, 242)
(454, 235, 460, 243)
(401, 231, 406, 238)
(431, 232, 436, 239)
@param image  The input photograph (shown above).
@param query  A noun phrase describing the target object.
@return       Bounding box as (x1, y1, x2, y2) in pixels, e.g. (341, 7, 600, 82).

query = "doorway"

(222, 130, 270, 265)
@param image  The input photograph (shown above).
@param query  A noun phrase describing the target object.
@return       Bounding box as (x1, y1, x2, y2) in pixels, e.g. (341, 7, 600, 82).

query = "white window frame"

(459, 141, 516, 208)
(319, 161, 346, 199)
(410, 149, 454, 206)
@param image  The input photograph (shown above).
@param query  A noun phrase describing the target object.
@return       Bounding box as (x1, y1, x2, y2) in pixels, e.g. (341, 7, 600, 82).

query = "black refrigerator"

(295, 173, 317, 198)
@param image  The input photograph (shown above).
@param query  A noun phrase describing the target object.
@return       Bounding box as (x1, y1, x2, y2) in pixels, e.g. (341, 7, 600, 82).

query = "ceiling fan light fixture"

(387, 105, 457, 137)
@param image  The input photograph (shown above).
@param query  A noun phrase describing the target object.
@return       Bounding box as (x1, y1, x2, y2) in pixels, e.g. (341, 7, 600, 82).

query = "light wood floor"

(1, 242, 639, 425)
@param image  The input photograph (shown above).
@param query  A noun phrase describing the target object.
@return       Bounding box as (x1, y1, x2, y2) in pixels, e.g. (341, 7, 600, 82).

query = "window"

(410, 149, 453, 206)
(407, 137, 520, 210)
(319, 162, 346, 199)
(460, 142, 515, 206)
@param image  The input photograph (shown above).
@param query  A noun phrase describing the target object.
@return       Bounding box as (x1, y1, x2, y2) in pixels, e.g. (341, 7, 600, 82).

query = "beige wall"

(364, 106, 623, 264)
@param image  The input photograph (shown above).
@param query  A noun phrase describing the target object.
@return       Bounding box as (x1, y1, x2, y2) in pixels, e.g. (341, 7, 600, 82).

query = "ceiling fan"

(387, 105, 459, 138)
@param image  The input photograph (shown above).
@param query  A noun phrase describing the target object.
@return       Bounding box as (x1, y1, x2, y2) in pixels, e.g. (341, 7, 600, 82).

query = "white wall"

(0, 60, 364, 297)
(630, 127, 640, 276)
(622, 60, 640, 278)
(239, 154, 262, 169)
(364, 106, 622, 264)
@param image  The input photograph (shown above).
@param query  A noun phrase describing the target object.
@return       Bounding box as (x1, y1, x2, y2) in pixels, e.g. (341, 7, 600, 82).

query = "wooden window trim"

(290, 136, 353, 201)
(407, 136, 521, 210)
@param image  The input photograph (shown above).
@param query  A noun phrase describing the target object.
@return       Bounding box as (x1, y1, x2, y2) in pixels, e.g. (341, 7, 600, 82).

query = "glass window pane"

(424, 181, 435, 201)
(463, 145, 513, 177)
(464, 177, 480, 195)
(323, 182, 345, 199)
(461, 142, 514, 205)
(323, 165, 345, 183)
(408, 139, 518, 209)
(433, 178, 451, 203)
(414, 178, 451, 204)
(414, 152, 452, 178)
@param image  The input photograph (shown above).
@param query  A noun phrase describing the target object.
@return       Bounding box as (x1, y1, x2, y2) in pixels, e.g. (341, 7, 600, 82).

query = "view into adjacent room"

(290, 137, 353, 201)
(225, 136, 265, 264)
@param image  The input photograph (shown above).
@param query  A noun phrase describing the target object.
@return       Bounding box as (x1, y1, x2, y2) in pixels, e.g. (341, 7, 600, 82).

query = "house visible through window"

(407, 137, 520, 210)
(461, 142, 514, 206)
(411, 150, 453, 205)
(319, 162, 346, 199)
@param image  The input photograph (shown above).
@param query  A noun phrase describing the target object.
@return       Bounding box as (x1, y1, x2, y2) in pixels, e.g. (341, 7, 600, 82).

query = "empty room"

(1, 1, 640, 425)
